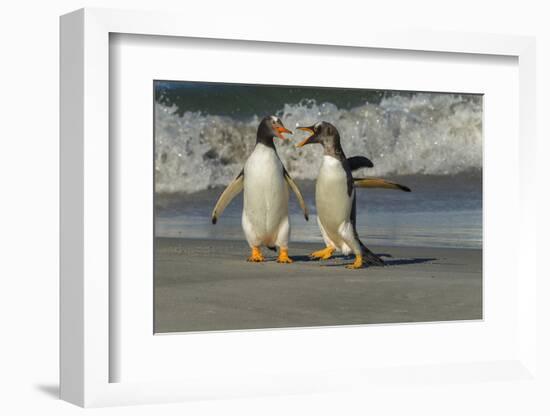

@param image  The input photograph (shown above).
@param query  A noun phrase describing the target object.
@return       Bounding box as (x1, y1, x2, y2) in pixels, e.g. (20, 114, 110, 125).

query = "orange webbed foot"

(247, 246, 265, 262)
(277, 248, 293, 264)
(309, 246, 335, 260)
(345, 255, 364, 269)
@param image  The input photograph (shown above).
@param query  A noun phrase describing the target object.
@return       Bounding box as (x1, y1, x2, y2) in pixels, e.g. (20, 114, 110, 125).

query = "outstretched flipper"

(353, 178, 411, 192)
(211, 170, 244, 224)
(284, 170, 309, 221)
(347, 156, 374, 171)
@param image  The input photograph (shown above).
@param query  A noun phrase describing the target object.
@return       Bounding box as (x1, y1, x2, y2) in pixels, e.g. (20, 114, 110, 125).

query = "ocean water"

(154, 82, 482, 249)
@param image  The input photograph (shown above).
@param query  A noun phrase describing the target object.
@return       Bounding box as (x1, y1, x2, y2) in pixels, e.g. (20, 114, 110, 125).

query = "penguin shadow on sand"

(292, 253, 437, 268)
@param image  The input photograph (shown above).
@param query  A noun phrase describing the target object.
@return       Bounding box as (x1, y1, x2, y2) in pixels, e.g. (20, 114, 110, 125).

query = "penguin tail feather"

(360, 242, 385, 266)
(267, 246, 277, 252)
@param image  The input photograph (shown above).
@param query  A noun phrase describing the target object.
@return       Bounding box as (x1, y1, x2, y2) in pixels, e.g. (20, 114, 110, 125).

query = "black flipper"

(211, 169, 244, 224)
(283, 168, 309, 221)
(347, 156, 374, 171)
(353, 177, 411, 192)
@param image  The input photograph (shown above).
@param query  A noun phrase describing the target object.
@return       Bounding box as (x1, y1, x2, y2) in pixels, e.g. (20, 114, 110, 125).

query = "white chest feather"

(244, 144, 286, 193)
(316, 155, 353, 233)
(242, 144, 289, 242)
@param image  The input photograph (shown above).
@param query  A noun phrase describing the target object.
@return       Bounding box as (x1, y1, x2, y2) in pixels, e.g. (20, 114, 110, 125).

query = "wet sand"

(154, 238, 482, 333)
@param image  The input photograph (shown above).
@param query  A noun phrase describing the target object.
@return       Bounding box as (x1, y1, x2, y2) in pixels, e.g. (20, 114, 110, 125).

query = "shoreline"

(154, 173, 483, 250)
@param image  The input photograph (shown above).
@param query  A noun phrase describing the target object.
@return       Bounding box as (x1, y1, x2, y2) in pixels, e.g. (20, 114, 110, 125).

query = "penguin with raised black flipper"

(296, 121, 410, 269)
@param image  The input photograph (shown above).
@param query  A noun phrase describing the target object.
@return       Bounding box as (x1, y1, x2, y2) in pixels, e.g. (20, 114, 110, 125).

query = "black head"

(256, 116, 292, 147)
(296, 121, 342, 152)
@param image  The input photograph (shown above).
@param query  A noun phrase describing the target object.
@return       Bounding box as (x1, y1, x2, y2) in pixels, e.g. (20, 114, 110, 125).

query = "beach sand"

(154, 238, 482, 333)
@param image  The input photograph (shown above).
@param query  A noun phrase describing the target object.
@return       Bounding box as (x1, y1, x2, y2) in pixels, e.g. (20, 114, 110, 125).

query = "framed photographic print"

(60, 8, 538, 408)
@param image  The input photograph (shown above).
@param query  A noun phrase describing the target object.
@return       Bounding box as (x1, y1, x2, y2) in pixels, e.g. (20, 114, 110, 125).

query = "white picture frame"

(60, 7, 538, 408)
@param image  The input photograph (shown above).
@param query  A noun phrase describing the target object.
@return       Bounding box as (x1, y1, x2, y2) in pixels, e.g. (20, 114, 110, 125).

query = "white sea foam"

(155, 93, 482, 193)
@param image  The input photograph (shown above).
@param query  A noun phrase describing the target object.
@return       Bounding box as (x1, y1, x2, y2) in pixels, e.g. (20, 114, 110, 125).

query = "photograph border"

(60, 7, 537, 407)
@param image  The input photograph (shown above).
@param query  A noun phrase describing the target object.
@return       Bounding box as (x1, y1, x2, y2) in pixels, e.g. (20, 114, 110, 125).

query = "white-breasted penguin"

(296, 121, 411, 269)
(212, 116, 309, 263)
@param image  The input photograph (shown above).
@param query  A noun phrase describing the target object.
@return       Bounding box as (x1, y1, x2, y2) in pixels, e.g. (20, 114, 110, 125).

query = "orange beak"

(296, 126, 315, 147)
(274, 125, 292, 140)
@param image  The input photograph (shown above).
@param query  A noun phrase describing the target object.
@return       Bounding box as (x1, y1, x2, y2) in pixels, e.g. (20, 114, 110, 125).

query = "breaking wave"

(155, 93, 482, 194)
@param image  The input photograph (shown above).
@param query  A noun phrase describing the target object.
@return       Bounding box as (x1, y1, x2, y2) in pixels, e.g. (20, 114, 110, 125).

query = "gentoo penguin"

(212, 116, 309, 263)
(296, 121, 410, 269)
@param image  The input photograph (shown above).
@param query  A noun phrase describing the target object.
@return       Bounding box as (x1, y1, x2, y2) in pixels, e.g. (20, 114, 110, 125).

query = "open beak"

(296, 126, 316, 147)
(274, 124, 292, 140)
